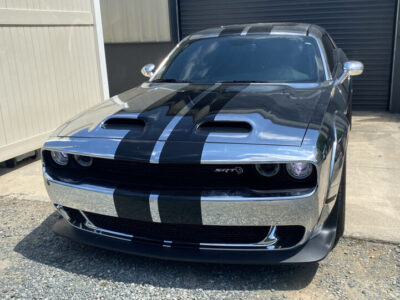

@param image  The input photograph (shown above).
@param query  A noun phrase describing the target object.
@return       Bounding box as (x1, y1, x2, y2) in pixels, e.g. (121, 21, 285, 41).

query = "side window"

(322, 34, 335, 74)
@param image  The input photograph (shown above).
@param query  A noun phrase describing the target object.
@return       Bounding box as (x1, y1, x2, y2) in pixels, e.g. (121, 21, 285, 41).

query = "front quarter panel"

(302, 80, 350, 227)
(315, 83, 349, 216)
(327, 111, 349, 199)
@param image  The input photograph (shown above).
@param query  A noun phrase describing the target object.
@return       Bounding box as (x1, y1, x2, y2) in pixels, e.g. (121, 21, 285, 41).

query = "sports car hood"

(55, 82, 331, 147)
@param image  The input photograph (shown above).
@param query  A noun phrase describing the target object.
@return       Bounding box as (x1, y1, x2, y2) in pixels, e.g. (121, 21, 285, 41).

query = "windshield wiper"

(152, 78, 192, 83)
(217, 80, 269, 83)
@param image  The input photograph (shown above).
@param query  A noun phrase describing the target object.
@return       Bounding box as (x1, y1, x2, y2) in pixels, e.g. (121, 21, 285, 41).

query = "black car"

(42, 23, 363, 264)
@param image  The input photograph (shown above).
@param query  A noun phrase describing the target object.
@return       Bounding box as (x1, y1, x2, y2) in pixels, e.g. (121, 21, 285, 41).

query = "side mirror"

(141, 63, 155, 78)
(335, 61, 364, 85)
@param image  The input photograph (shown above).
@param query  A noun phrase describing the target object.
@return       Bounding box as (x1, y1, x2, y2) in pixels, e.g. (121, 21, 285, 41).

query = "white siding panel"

(0, 1, 104, 162)
(1, 0, 92, 11)
(101, 0, 171, 43)
(0, 9, 93, 26)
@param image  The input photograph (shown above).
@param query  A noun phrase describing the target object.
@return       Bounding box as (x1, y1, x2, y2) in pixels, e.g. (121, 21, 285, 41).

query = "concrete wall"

(0, 0, 106, 162)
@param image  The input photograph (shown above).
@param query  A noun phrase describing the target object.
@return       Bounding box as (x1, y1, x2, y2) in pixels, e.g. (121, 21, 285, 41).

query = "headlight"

(256, 164, 280, 177)
(286, 162, 313, 179)
(74, 155, 93, 167)
(50, 151, 69, 166)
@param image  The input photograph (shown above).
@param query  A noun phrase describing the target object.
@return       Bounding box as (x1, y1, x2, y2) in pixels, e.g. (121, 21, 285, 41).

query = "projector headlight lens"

(286, 162, 313, 179)
(256, 164, 280, 177)
(74, 155, 93, 167)
(50, 151, 69, 166)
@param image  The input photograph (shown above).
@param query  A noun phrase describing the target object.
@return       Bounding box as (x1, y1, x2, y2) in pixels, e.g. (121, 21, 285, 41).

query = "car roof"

(186, 23, 325, 41)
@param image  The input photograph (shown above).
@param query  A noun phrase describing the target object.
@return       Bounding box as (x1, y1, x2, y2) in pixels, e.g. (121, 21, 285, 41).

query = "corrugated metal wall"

(178, 0, 397, 110)
(100, 0, 171, 43)
(0, 0, 104, 162)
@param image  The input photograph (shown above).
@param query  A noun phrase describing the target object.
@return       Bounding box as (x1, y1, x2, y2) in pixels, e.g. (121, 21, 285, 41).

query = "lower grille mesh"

(85, 211, 270, 244)
(80, 211, 305, 247)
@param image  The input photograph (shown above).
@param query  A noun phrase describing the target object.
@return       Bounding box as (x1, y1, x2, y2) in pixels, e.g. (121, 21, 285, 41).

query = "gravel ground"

(0, 196, 399, 300)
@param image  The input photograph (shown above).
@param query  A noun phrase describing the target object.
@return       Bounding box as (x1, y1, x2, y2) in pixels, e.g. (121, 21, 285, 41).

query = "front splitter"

(52, 203, 338, 265)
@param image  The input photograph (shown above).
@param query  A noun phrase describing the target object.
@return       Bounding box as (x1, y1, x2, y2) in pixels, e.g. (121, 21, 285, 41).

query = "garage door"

(178, 0, 397, 110)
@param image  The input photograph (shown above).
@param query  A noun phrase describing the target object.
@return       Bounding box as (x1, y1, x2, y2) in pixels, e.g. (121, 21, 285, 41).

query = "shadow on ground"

(0, 155, 41, 177)
(14, 213, 318, 291)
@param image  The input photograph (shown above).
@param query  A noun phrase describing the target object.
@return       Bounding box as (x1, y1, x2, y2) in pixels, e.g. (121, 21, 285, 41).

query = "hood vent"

(197, 121, 252, 133)
(102, 117, 146, 130)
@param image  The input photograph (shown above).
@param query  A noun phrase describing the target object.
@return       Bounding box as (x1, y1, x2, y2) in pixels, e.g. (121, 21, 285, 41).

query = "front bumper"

(52, 200, 337, 264)
(44, 171, 321, 232)
(43, 142, 336, 263)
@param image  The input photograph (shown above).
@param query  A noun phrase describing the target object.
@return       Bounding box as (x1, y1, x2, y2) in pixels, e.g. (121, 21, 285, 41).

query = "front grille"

(43, 151, 317, 192)
(85, 211, 270, 244)
(60, 208, 306, 248)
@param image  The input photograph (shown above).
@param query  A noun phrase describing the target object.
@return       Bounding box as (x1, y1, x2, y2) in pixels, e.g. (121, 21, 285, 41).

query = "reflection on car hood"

(56, 82, 332, 147)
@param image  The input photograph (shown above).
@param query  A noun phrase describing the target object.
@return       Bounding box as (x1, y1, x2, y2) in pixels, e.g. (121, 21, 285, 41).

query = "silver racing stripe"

(150, 141, 165, 163)
(240, 25, 252, 36)
(149, 194, 161, 223)
(149, 84, 221, 163)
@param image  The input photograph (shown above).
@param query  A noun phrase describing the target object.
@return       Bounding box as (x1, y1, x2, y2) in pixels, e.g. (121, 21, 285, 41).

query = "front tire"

(334, 157, 346, 244)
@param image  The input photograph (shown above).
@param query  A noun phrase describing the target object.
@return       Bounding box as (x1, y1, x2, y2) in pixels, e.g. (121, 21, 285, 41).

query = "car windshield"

(152, 35, 326, 84)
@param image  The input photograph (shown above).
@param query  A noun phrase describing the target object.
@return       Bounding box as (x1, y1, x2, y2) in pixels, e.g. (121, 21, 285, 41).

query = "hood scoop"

(102, 117, 146, 130)
(197, 121, 252, 133)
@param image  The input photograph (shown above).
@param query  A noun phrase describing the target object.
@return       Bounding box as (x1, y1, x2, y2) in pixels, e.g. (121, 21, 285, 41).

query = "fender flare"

(326, 112, 349, 200)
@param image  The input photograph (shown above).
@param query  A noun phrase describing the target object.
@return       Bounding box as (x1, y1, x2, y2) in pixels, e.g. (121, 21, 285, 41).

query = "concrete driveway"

(346, 111, 400, 243)
(1, 111, 399, 243)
